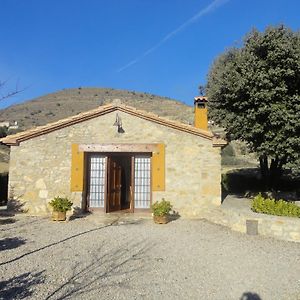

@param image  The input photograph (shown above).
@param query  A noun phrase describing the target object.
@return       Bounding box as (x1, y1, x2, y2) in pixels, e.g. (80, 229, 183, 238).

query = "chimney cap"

(194, 96, 208, 104)
(194, 96, 207, 105)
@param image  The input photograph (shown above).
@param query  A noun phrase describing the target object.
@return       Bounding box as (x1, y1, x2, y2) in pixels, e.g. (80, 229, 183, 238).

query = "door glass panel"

(89, 155, 106, 208)
(134, 156, 151, 209)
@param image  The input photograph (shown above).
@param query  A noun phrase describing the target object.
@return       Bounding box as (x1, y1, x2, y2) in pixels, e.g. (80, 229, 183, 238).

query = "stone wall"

(8, 110, 221, 216)
(200, 196, 300, 243)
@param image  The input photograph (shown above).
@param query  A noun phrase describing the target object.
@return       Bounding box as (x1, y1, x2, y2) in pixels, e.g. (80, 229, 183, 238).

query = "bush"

(0, 126, 8, 138)
(221, 170, 263, 194)
(222, 144, 235, 157)
(151, 199, 172, 216)
(221, 156, 240, 166)
(252, 193, 300, 218)
(49, 197, 73, 213)
(7, 128, 22, 135)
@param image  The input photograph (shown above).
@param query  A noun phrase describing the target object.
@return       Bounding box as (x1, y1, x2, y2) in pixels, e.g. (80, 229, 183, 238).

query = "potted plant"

(49, 196, 73, 221)
(151, 199, 172, 224)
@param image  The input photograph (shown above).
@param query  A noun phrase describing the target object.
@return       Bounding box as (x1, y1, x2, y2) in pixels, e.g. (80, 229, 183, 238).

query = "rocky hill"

(0, 87, 194, 130)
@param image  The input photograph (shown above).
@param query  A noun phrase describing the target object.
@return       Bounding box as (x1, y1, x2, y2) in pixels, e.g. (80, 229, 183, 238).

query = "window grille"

(89, 155, 106, 208)
(134, 156, 151, 209)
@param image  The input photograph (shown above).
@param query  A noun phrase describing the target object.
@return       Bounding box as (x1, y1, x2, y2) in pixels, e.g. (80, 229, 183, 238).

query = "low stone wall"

(201, 196, 300, 243)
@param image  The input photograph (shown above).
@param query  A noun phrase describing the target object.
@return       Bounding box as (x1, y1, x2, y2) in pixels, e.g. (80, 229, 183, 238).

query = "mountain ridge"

(0, 87, 194, 131)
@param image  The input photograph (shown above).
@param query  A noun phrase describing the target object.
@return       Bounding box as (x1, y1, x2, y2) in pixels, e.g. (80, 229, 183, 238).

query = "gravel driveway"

(0, 214, 299, 300)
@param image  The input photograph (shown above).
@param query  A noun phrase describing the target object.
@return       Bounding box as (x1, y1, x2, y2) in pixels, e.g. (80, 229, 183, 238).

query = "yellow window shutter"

(152, 143, 165, 191)
(71, 144, 84, 192)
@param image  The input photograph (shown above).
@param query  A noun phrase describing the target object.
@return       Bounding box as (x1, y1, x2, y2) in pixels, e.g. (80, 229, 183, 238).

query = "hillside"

(0, 87, 194, 130)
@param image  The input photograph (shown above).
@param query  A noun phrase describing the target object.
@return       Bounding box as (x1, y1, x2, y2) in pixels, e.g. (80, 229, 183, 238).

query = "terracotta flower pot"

(153, 215, 169, 224)
(52, 211, 67, 221)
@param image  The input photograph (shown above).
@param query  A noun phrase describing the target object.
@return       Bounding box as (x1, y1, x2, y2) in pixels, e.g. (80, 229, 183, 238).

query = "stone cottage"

(1, 98, 226, 217)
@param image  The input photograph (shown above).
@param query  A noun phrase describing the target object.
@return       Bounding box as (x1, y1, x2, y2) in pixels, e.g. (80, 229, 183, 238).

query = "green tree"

(206, 25, 300, 189)
(0, 126, 8, 138)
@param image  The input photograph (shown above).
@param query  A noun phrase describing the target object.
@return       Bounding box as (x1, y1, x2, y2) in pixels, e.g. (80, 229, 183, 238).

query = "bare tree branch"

(0, 78, 25, 101)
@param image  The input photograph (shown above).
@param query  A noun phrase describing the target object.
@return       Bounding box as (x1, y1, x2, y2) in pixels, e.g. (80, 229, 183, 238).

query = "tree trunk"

(259, 155, 285, 190)
(259, 155, 269, 189)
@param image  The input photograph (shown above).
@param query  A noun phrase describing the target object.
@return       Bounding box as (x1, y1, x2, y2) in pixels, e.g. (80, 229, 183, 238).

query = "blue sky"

(1, 0, 300, 109)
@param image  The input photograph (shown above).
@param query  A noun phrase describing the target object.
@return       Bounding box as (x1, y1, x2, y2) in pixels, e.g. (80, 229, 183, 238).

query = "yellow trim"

(152, 143, 165, 191)
(71, 144, 84, 192)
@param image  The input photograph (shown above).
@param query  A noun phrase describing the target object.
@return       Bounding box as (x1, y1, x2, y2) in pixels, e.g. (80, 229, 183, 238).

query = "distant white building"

(0, 121, 10, 128)
(0, 121, 19, 130)
(9, 121, 19, 130)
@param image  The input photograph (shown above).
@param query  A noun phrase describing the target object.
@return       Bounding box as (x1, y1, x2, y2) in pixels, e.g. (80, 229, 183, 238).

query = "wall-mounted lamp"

(113, 113, 125, 133)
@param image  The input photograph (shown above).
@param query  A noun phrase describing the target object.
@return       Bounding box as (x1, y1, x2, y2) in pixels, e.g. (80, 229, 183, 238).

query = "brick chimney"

(194, 96, 208, 130)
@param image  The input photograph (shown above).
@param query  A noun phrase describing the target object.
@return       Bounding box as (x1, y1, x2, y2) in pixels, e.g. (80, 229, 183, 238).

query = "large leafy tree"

(206, 25, 300, 189)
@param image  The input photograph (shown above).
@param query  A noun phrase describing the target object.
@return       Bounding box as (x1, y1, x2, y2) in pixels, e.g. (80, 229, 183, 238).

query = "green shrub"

(222, 144, 235, 157)
(151, 199, 172, 217)
(252, 193, 300, 218)
(221, 156, 240, 166)
(49, 197, 73, 213)
(221, 171, 263, 193)
(0, 126, 8, 138)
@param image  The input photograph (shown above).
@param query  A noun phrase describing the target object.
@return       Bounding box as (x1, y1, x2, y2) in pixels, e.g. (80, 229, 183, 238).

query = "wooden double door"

(87, 153, 151, 212)
(107, 156, 131, 212)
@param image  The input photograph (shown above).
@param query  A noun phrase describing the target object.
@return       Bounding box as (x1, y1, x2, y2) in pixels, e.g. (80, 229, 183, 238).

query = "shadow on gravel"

(0, 210, 15, 218)
(68, 206, 92, 221)
(168, 211, 181, 223)
(0, 217, 43, 233)
(240, 292, 261, 300)
(0, 219, 143, 267)
(0, 271, 45, 299)
(0, 218, 16, 225)
(45, 239, 153, 300)
(0, 237, 26, 251)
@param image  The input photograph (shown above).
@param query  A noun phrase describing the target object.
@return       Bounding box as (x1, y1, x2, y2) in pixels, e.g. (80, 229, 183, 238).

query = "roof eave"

(212, 137, 228, 148)
(0, 103, 218, 146)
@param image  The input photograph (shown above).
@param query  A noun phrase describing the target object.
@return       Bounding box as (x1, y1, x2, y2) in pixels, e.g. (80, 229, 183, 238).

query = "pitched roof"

(0, 103, 226, 147)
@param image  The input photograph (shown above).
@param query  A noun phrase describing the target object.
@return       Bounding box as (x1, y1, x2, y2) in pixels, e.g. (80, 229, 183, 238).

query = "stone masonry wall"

(8, 110, 221, 217)
(200, 196, 300, 243)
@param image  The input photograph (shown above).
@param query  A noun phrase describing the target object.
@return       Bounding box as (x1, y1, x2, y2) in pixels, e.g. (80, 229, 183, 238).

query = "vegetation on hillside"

(206, 25, 300, 189)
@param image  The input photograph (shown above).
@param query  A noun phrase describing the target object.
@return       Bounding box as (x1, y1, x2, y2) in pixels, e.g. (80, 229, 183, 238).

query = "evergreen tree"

(206, 25, 300, 189)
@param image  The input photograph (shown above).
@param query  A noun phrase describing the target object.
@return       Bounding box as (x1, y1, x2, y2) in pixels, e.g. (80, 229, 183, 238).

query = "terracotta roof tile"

(0, 103, 226, 147)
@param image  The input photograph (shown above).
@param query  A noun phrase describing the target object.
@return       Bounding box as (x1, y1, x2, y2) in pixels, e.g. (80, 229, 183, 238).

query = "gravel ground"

(0, 214, 299, 300)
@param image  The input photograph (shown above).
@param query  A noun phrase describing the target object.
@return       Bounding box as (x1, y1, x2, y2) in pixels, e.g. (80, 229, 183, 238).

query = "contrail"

(117, 0, 230, 73)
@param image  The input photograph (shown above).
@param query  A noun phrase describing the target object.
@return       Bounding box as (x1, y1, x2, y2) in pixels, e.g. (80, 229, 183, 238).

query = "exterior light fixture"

(113, 113, 125, 133)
